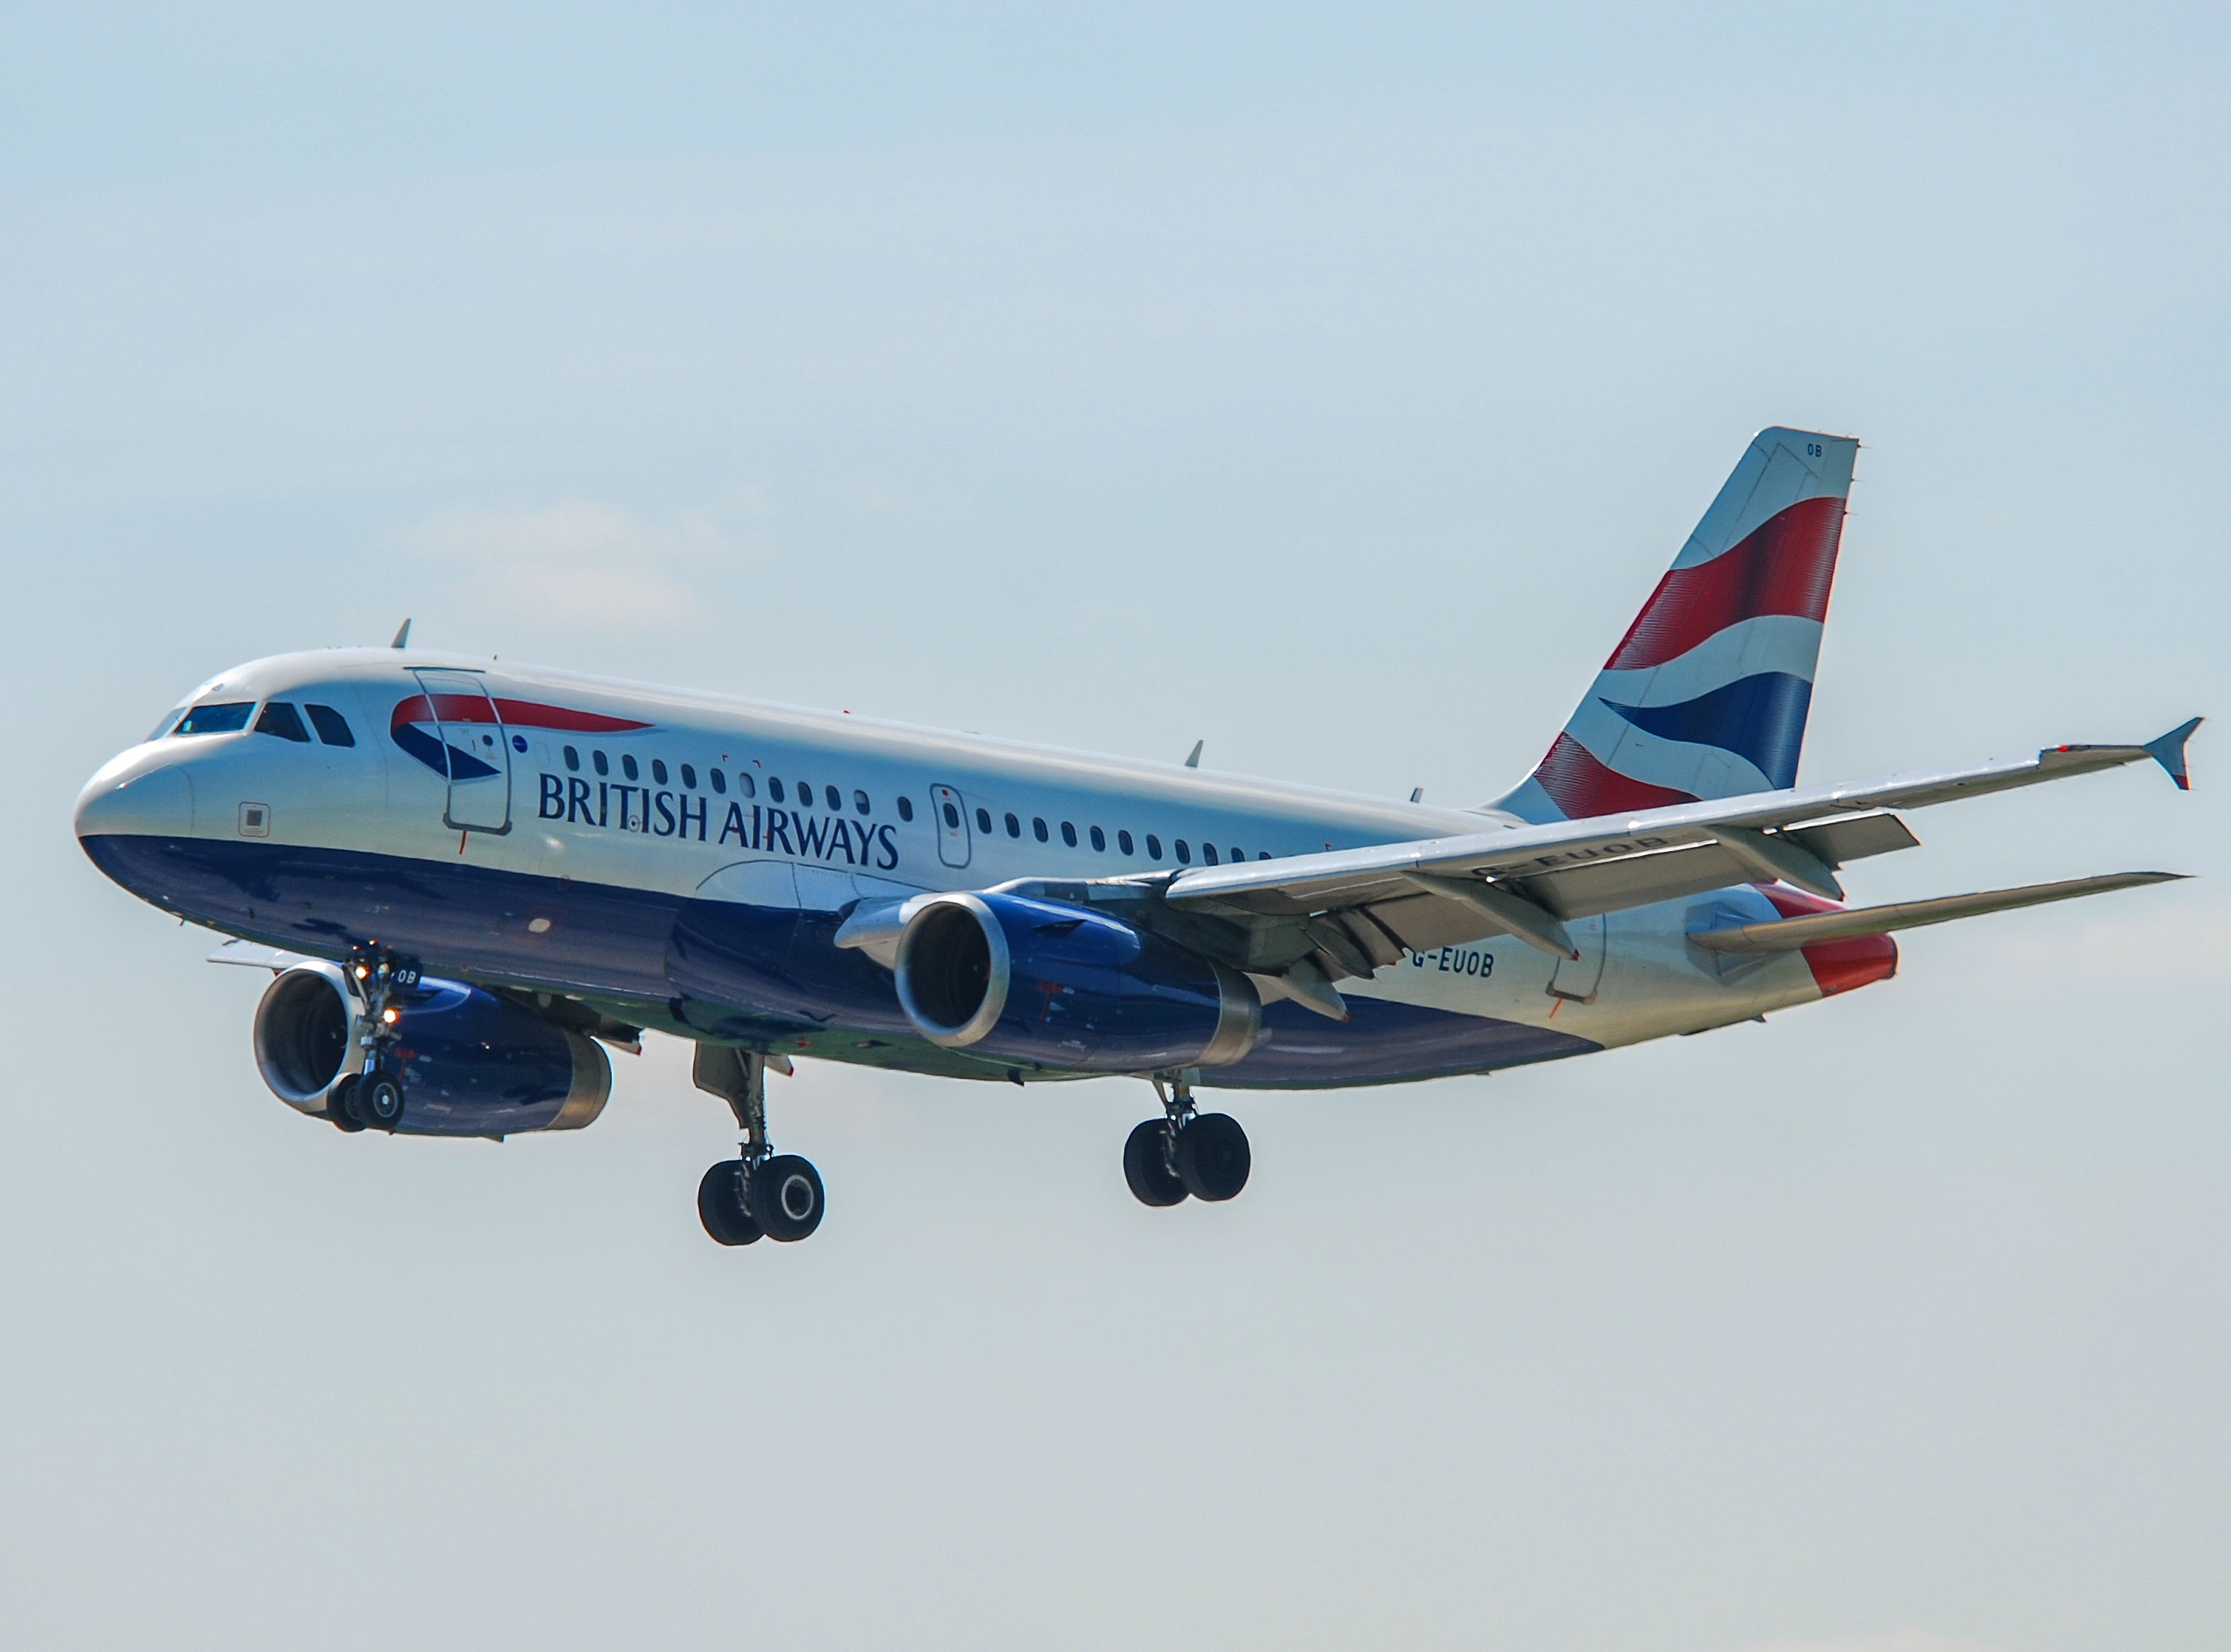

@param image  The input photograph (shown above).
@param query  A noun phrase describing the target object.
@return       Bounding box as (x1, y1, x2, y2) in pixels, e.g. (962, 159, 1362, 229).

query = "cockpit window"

(147, 707, 186, 741)
(254, 702, 312, 743)
(170, 702, 254, 736)
(305, 705, 356, 746)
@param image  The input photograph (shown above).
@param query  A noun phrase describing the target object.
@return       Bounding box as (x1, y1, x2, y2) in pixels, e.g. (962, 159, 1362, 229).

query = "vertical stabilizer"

(1494, 427, 1858, 823)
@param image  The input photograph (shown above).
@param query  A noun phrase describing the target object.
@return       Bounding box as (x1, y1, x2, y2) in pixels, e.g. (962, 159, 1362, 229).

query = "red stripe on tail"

(1533, 732, 1700, 820)
(1605, 496, 1846, 671)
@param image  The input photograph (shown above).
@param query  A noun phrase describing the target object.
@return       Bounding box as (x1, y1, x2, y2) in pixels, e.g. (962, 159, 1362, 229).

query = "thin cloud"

(392, 500, 725, 630)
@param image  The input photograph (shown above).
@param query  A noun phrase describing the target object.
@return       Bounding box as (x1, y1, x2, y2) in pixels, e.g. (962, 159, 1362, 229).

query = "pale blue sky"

(5, 8, 2227, 1651)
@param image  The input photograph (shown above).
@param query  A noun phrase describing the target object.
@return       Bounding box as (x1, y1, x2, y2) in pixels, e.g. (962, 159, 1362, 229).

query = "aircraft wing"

(1161, 721, 2201, 970)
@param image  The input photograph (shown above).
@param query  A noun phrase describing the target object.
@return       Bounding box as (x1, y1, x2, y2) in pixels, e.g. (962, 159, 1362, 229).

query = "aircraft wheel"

(1123, 1120, 1188, 1207)
(751, 1154, 824, 1242)
(359, 1073, 406, 1132)
(1176, 1112, 1250, 1202)
(698, 1161, 763, 1246)
(328, 1076, 367, 1133)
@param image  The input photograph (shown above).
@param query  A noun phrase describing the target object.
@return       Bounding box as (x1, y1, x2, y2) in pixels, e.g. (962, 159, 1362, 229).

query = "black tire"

(328, 1076, 366, 1133)
(1123, 1119, 1188, 1207)
(360, 1073, 405, 1131)
(750, 1154, 824, 1242)
(1176, 1112, 1250, 1202)
(698, 1161, 763, 1246)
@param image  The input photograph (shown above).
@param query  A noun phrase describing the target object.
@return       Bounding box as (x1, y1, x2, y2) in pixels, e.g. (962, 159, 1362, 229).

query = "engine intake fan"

(253, 962, 611, 1134)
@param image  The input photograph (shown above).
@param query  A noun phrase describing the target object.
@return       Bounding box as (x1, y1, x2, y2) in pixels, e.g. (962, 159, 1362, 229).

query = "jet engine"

(892, 891, 1260, 1072)
(252, 962, 611, 1135)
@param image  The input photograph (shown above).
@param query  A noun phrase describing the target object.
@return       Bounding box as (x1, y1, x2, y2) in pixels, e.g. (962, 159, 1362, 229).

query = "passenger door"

(411, 669, 511, 833)
(929, 783, 971, 869)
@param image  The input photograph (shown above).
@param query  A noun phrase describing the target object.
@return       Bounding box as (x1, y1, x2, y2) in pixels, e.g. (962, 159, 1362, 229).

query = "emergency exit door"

(929, 784, 971, 868)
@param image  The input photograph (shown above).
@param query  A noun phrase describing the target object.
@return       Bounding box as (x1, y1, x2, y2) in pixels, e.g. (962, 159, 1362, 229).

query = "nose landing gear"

(692, 1045, 825, 1247)
(327, 950, 419, 1133)
(1123, 1074, 1251, 1207)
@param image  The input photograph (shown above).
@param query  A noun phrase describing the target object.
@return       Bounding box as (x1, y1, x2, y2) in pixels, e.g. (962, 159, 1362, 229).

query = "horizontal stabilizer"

(1688, 871, 2186, 954)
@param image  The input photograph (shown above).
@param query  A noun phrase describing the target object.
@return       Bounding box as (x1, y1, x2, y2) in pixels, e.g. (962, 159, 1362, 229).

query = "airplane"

(74, 428, 2199, 1247)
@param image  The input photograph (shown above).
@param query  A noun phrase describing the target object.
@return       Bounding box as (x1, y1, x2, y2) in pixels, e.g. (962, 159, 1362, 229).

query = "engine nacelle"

(892, 891, 1260, 1072)
(252, 963, 611, 1135)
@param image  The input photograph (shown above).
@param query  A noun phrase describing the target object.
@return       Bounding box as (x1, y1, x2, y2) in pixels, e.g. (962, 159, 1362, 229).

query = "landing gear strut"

(692, 1045, 825, 1246)
(329, 949, 419, 1133)
(1124, 1073, 1251, 1207)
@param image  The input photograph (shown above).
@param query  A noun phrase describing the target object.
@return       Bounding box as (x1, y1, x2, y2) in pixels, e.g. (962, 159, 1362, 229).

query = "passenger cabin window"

(1230, 846, 1244, 863)
(854, 790, 870, 816)
(623, 754, 640, 781)
(1146, 834, 1162, 860)
(897, 795, 913, 821)
(680, 764, 696, 789)
(652, 759, 669, 786)
(1089, 826, 1106, 852)
(739, 773, 756, 798)
(305, 705, 355, 746)
(975, 807, 992, 833)
(1259, 850, 1272, 860)
(1203, 843, 1218, 865)
(941, 800, 960, 828)
(564, 746, 581, 771)
(594, 751, 610, 776)
(1033, 817, 1048, 842)
(171, 702, 254, 736)
(769, 778, 785, 802)
(1061, 821, 1077, 847)
(1118, 830, 1133, 855)
(1004, 813, 1020, 838)
(797, 781, 813, 807)
(1175, 839, 1192, 864)
(254, 702, 312, 743)
(710, 769, 726, 794)
(825, 785, 841, 810)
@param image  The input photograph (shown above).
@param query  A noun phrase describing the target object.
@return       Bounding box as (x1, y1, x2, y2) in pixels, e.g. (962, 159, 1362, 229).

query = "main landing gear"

(692, 1045, 825, 1247)
(1124, 1074, 1251, 1207)
(328, 951, 417, 1134)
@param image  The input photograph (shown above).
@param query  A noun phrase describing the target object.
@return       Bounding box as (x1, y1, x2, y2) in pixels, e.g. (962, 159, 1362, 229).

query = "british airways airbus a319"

(76, 429, 2199, 1246)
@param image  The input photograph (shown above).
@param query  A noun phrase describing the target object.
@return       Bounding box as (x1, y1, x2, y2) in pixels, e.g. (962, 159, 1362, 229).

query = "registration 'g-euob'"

(76, 430, 2201, 1247)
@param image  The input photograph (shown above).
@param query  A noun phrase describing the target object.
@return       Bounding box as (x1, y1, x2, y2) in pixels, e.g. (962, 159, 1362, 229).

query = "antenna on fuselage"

(391, 619, 412, 649)
(1183, 739, 1203, 768)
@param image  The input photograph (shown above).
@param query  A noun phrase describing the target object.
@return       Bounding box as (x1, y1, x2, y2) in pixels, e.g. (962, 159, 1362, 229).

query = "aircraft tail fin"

(1494, 426, 1859, 823)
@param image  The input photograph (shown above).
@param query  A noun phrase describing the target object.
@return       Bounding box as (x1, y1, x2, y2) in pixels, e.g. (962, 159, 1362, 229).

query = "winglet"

(1183, 739, 1203, 769)
(2144, 717, 2203, 791)
(391, 618, 412, 649)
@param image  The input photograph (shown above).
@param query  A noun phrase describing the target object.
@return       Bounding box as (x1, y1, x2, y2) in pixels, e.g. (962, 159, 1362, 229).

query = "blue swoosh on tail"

(1600, 671, 1813, 789)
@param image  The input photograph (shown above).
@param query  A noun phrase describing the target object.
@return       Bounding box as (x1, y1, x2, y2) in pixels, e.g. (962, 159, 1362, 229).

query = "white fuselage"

(77, 649, 1866, 1089)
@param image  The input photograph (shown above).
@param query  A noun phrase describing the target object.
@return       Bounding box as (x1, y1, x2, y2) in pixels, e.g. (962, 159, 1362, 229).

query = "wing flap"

(1783, 809, 1920, 868)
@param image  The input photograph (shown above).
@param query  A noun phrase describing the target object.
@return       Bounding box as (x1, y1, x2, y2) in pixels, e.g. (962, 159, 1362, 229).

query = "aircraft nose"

(75, 758, 195, 841)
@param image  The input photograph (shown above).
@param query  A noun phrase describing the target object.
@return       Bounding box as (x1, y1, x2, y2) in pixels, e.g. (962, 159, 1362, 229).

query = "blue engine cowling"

(892, 892, 1261, 1072)
(252, 963, 611, 1136)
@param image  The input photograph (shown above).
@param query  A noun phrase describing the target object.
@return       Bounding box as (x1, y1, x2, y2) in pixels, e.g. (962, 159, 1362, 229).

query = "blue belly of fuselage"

(79, 833, 1601, 1088)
